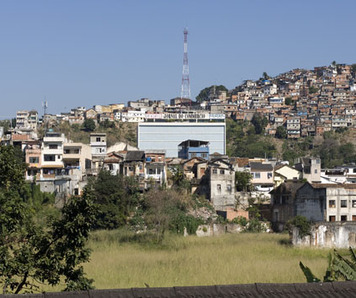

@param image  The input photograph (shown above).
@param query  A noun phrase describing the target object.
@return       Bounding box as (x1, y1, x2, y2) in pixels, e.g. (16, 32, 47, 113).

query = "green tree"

(251, 113, 268, 135)
(83, 119, 96, 132)
(0, 145, 97, 294)
(261, 72, 271, 80)
(235, 171, 253, 192)
(90, 170, 140, 230)
(144, 189, 193, 242)
(275, 126, 287, 139)
(285, 97, 292, 105)
(196, 85, 228, 103)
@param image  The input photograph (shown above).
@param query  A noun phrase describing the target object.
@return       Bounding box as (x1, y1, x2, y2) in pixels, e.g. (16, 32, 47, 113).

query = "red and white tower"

(180, 28, 191, 99)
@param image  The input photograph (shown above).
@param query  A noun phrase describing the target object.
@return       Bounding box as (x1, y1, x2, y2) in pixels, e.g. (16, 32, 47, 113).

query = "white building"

(138, 122, 226, 158)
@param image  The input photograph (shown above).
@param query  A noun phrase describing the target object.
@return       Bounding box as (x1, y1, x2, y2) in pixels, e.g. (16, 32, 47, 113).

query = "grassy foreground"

(76, 230, 330, 290)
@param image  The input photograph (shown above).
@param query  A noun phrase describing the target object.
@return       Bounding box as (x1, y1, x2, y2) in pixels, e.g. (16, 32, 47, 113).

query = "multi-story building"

(41, 131, 66, 179)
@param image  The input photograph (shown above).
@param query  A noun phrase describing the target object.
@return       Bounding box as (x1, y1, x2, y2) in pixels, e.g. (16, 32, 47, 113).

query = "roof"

(178, 139, 209, 147)
(230, 157, 249, 168)
(250, 162, 273, 172)
(270, 181, 304, 195)
(311, 183, 356, 189)
(11, 134, 31, 141)
(13, 282, 356, 297)
(125, 150, 145, 162)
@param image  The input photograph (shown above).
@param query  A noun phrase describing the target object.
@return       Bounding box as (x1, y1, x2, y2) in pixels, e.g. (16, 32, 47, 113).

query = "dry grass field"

(72, 230, 331, 290)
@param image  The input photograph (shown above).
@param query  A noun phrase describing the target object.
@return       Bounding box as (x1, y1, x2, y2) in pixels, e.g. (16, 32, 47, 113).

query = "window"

(353, 215, 356, 222)
(220, 169, 224, 175)
(341, 200, 347, 208)
(44, 154, 55, 161)
(329, 200, 336, 208)
(29, 157, 39, 163)
(157, 168, 161, 175)
(49, 144, 58, 149)
(213, 169, 217, 174)
(217, 184, 221, 193)
(64, 149, 70, 154)
(352, 200, 356, 208)
(329, 216, 336, 222)
(267, 172, 272, 179)
(341, 215, 347, 222)
(253, 173, 261, 179)
(227, 184, 232, 194)
(96, 137, 101, 142)
(314, 169, 318, 174)
(148, 168, 155, 175)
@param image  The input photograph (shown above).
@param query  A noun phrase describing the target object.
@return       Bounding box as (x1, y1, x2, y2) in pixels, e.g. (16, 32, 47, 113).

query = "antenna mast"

(43, 100, 48, 117)
(180, 28, 191, 100)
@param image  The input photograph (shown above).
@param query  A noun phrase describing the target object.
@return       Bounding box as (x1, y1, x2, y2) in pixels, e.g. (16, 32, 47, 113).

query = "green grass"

(37, 230, 333, 292)
(80, 230, 330, 290)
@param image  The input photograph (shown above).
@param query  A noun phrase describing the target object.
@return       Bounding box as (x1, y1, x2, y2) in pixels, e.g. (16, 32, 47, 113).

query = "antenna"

(180, 28, 191, 100)
(42, 99, 48, 117)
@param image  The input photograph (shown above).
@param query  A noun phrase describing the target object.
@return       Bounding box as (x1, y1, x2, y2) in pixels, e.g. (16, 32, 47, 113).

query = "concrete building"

(90, 133, 107, 170)
(208, 159, 235, 211)
(294, 157, 321, 183)
(138, 122, 225, 158)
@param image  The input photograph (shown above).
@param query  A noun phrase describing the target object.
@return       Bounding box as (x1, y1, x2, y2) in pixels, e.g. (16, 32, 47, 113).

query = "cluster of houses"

(8, 63, 356, 140)
(4, 124, 356, 232)
(229, 63, 356, 138)
(2, 62, 356, 233)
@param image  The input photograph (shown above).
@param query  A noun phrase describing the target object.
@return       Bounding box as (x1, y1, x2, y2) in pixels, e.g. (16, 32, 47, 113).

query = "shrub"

(286, 215, 311, 238)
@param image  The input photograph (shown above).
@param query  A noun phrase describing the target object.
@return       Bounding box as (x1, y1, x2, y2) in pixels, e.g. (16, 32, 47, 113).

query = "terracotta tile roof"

(11, 134, 30, 141)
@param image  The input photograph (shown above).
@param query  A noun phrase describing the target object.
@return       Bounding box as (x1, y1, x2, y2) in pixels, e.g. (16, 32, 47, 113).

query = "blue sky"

(0, 0, 355, 118)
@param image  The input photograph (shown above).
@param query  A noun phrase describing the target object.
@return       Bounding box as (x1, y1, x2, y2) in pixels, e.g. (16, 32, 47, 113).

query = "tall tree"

(83, 119, 96, 132)
(90, 170, 140, 230)
(251, 113, 268, 135)
(0, 145, 97, 294)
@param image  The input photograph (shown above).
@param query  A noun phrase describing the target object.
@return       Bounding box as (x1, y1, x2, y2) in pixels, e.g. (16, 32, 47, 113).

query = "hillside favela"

(3, 61, 356, 296)
(2, 2, 356, 297)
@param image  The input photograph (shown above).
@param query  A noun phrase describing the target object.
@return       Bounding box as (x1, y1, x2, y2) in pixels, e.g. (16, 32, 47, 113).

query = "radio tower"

(180, 28, 191, 100)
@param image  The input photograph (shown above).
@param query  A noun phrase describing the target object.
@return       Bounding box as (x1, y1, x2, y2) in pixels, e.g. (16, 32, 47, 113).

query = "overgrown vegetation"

(55, 121, 138, 147)
(226, 119, 276, 158)
(286, 216, 311, 238)
(300, 247, 356, 282)
(0, 145, 97, 294)
(226, 118, 356, 167)
(66, 231, 330, 290)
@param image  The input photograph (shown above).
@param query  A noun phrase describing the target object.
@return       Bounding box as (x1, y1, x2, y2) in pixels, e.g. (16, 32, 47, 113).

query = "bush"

(231, 216, 248, 227)
(286, 215, 311, 238)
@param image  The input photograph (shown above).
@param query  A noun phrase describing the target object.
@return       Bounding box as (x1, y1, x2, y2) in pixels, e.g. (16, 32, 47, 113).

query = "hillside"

(45, 121, 138, 148)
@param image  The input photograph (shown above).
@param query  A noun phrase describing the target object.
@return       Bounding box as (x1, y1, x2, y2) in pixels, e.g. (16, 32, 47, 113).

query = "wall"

(292, 222, 356, 248)
(138, 122, 226, 157)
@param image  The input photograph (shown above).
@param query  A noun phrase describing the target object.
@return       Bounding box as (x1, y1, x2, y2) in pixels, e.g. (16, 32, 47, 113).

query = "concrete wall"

(196, 224, 244, 237)
(296, 184, 325, 222)
(292, 222, 356, 248)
